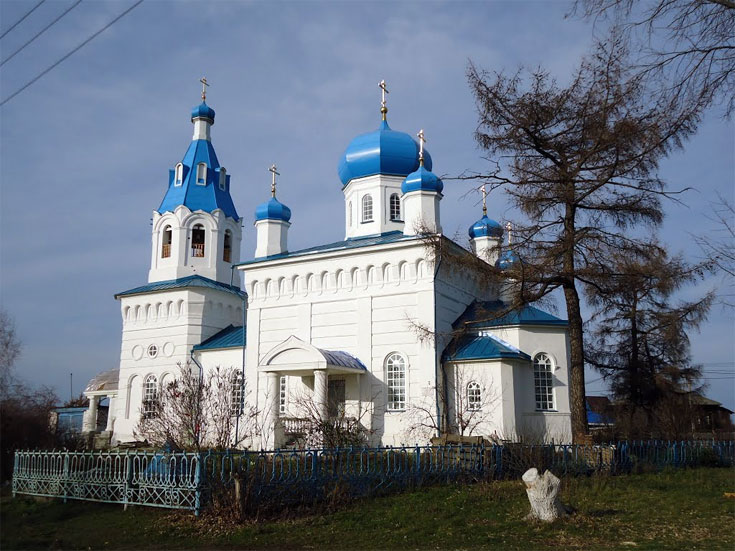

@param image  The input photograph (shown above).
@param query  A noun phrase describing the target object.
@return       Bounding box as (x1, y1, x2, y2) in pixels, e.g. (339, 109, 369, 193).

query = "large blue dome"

(255, 197, 291, 222)
(191, 101, 215, 122)
(338, 119, 432, 186)
(469, 215, 503, 239)
(496, 249, 520, 270)
(402, 165, 443, 194)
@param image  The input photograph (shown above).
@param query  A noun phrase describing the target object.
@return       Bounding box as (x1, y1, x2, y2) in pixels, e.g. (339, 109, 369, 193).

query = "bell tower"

(148, 78, 242, 284)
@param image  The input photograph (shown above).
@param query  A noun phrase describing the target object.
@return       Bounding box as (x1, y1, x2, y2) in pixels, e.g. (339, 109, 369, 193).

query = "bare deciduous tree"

(135, 363, 256, 451)
(574, 0, 735, 116)
(0, 308, 21, 392)
(465, 34, 700, 441)
(405, 365, 500, 443)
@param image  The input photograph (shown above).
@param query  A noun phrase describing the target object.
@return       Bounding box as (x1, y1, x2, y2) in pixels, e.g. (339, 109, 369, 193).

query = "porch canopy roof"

(259, 336, 367, 376)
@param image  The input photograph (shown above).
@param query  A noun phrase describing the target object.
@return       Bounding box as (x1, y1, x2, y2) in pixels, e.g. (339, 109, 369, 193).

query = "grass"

(2, 468, 734, 550)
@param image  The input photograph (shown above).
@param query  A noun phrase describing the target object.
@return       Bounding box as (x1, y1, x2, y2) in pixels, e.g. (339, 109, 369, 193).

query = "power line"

(1, 0, 82, 67)
(0, 0, 144, 107)
(0, 0, 46, 40)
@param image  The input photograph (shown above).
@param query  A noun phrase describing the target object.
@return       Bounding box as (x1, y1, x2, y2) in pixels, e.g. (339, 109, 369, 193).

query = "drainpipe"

(433, 247, 443, 437)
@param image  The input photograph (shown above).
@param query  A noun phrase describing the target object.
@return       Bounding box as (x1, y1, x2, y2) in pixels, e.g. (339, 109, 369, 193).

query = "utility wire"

(0, 0, 144, 107)
(0, 0, 46, 40)
(1, 0, 82, 67)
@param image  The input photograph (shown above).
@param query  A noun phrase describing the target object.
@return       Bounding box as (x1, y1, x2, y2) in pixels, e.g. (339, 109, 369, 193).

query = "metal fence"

(12, 440, 734, 514)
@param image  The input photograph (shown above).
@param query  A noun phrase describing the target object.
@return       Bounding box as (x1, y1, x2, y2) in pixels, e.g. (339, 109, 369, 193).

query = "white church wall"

(343, 174, 405, 239)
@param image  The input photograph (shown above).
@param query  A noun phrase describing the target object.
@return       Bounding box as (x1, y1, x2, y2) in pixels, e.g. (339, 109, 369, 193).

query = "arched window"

(348, 201, 353, 227)
(219, 167, 227, 191)
(191, 224, 205, 257)
(142, 374, 158, 419)
(390, 193, 401, 221)
(196, 163, 207, 185)
(533, 353, 554, 411)
(230, 372, 244, 415)
(385, 353, 406, 411)
(362, 195, 373, 222)
(174, 163, 183, 186)
(161, 225, 172, 258)
(467, 382, 481, 411)
(223, 230, 232, 262)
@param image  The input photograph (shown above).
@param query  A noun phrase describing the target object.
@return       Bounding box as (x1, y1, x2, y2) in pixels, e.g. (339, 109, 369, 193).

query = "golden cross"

(480, 184, 487, 215)
(417, 129, 426, 165)
(269, 164, 280, 197)
(378, 79, 389, 119)
(506, 222, 513, 245)
(200, 77, 210, 101)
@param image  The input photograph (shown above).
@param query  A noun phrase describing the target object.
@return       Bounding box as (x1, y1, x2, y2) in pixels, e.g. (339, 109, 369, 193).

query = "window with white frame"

(161, 226, 172, 258)
(533, 353, 554, 411)
(279, 376, 287, 415)
(142, 374, 158, 419)
(174, 163, 183, 186)
(362, 195, 373, 222)
(191, 224, 205, 257)
(467, 381, 481, 411)
(219, 167, 227, 191)
(230, 372, 244, 415)
(223, 230, 232, 263)
(196, 163, 207, 185)
(385, 353, 406, 411)
(389, 193, 401, 221)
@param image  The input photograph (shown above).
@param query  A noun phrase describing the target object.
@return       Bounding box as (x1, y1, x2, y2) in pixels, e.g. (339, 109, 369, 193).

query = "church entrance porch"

(258, 336, 367, 448)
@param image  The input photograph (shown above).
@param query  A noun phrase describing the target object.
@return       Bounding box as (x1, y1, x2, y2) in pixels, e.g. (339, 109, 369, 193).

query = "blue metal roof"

(587, 397, 614, 425)
(193, 325, 245, 351)
(115, 275, 245, 299)
(453, 300, 568, 329)
(469, 215, 503, 239)
(444, 333, 531, 362)
(255, 196, 291, 222)
(401, 164, 443, 194)
(157, 102, 238, 220)
(496, 249, 520, 270)
(338, 119, 432, 186)
(320, 349, 367, 371)
(239, 230, 417, 264)
(191, 101, 215, 122)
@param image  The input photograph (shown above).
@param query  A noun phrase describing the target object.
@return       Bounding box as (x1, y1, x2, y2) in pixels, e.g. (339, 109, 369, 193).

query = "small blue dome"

(496, 249, 520, 270)
(191, 102, 215, 122)
(401, 164, 443, 194)
(255, 197, 291, 222)
(338, 119, 432, 186)
(469, 215, 503, 239)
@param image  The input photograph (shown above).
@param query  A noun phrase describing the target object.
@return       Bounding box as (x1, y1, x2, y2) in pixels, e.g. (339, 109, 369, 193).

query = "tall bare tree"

(574, 0, 735, 116)
(0, 308, 21, 392)
(466, 35, 700, 441)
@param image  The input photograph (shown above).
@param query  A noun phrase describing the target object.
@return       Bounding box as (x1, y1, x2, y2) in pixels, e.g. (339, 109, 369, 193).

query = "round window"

(147, 344, 158, 358)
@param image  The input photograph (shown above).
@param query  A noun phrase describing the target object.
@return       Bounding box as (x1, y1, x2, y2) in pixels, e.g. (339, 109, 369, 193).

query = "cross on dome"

(269, 163, 280, 197)
(506, 222, 513, 245)
(480, 184, 488, 215)
(200, 76, 210, 101)
(417, 129, 426, 165)
(378, 79, 389, 120)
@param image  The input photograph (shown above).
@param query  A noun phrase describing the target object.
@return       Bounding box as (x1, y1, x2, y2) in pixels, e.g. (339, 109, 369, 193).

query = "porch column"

(265, 372, 280, 448)
(105, 395, 115, 432)
(82, 395, 99, 433)
(314, 369, 328, 421)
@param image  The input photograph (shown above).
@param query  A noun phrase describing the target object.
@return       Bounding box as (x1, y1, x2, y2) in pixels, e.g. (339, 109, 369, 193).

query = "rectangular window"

(197, 163, 207, 185)
(362, 195, 373, 223)
(279, 376, 287, 415)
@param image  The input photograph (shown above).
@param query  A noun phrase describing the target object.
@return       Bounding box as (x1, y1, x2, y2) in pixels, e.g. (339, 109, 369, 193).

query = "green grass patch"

(2, 468, 734, 550)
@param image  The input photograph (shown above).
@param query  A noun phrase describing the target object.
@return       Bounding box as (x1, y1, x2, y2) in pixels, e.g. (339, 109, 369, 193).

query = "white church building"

(83, 83, 572, 449)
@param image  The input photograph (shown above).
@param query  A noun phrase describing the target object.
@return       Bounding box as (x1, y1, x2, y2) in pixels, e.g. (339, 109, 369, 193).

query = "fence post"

(62, 452, 69, 503)
(123, 452, 132, 511)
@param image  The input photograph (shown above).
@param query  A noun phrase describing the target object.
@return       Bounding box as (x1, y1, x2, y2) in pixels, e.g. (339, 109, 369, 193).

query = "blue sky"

(1, 0, 732, 412)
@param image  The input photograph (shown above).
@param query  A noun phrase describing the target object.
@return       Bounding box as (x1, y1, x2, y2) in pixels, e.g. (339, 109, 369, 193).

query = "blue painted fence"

(12, 440, 734, 514)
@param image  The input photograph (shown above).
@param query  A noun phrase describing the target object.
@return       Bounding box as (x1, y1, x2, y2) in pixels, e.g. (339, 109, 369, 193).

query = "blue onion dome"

(401, 164, 444, 194)
(468, 215, 503, 239)
(255, 197, 291, 222)
(338, 119, 432, 186)
(496, 249, 520, 270)
(191, 101, 215, 122)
